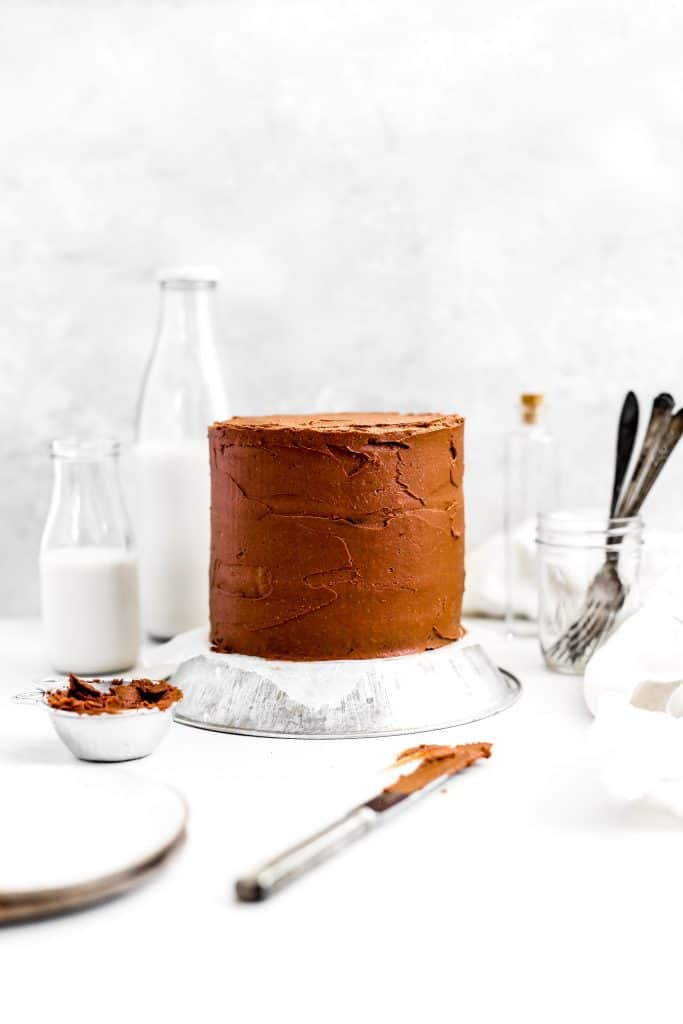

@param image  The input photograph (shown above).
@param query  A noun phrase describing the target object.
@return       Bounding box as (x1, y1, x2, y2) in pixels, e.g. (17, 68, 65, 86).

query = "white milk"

(40, 547, 140, 675)
(134, 442, 210, 639)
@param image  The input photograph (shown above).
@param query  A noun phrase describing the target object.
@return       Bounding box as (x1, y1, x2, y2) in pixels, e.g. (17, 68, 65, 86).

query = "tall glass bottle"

(40, 440, 140, 674)
(135, 268, 228, 640)
(504, 393, 557, 637)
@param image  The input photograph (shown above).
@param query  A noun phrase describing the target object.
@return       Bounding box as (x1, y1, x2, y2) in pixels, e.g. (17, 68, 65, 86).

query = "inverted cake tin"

(155, 630, 521, 739)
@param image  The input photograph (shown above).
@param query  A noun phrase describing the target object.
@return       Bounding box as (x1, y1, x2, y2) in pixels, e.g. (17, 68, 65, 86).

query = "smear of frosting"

(385, 742, 492, 794)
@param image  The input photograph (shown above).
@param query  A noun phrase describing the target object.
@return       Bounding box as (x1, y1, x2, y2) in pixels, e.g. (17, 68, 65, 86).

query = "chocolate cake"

(209, 413, 465, 661)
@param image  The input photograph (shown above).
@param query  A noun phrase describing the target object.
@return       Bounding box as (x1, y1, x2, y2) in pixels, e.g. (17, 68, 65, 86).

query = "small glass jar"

(536, 510, 643, 674)
(40, 439, 140, 675)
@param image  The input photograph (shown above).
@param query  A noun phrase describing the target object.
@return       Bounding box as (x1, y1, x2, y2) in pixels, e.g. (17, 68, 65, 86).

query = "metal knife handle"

(235, 806, 376, 902)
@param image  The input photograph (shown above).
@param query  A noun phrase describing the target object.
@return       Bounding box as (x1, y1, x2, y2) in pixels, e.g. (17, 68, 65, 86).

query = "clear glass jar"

(536, 510, 643, 674)
(135, 268, 229, 640)
(40, 440, 140, 675)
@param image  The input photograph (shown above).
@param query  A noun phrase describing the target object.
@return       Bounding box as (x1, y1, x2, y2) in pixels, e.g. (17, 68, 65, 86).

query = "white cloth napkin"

(583, 567, 683, 816)
(462, 521, 537, 619)
(463, 521, 683, 618)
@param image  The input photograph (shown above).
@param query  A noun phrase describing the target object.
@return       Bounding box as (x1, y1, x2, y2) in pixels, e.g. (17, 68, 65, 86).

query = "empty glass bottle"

(504, 393, 558, 636)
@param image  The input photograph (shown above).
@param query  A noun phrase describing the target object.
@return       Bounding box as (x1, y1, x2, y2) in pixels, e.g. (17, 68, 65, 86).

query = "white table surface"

(2, 617, 681, 1024)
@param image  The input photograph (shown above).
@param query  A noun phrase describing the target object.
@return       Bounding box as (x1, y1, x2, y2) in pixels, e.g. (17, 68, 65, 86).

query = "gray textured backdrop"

(2, 1, 683, 614)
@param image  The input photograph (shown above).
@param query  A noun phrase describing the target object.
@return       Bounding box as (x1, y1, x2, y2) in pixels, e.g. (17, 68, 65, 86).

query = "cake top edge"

(210, 412, 464, 436)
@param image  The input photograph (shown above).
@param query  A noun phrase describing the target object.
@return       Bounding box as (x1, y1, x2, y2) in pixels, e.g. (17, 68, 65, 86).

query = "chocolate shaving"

(66, 676, 103, 701)
(46, 674, 183, 716)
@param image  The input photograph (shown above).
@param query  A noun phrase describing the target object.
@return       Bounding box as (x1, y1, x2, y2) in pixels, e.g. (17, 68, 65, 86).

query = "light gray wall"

(2, 1, 683, 614)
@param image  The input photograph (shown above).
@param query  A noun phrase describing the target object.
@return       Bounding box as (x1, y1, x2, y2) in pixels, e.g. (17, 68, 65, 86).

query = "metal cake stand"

(154, 630, 521, 739)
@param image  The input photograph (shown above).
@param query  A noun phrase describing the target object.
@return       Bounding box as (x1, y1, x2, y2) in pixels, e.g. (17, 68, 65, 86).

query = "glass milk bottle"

(135, 267, 228, 640)
(503, 393, 558, 637)
(40, 440, 140, 674)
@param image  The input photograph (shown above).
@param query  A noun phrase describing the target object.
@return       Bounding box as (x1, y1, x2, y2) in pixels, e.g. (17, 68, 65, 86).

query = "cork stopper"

(520, 393, 544, 425)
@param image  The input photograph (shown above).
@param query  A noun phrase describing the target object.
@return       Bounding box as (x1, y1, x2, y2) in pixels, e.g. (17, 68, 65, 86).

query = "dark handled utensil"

(610, 391, 639, 517)
(616, 393, 674, 517)
(621, 407, 683, 519)
(548, 392, 682, 669)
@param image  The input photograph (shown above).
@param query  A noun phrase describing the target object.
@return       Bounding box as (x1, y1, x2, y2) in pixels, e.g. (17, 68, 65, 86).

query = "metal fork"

(547, 395, 682, 669)
(547, 391, 640, 666)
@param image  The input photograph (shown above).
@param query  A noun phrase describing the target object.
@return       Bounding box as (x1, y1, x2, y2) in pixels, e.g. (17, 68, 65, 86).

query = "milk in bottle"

(40, 439, 140, 674)
(135, 268, 228, 640)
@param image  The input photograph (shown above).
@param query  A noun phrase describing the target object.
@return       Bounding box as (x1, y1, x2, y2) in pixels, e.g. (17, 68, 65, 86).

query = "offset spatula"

(235, 742, 491, 902)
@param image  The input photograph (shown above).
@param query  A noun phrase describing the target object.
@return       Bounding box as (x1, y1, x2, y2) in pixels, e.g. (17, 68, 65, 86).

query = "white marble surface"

(2, 1, 683, 613)
(3, 617, 683, 1022)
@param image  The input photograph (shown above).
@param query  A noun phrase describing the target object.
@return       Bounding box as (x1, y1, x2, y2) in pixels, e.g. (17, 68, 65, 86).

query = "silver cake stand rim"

(172, 666, 521, 740)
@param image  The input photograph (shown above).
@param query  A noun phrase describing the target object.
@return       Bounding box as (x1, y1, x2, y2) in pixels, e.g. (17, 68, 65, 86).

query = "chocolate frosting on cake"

(209, 413, 465, 661)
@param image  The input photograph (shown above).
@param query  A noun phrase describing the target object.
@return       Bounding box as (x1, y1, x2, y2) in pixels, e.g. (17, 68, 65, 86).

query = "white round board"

(0, 765, 187, 897)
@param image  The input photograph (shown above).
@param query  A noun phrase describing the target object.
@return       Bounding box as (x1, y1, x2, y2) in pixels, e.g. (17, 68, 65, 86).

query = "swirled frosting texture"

(209, 413, 465, 661)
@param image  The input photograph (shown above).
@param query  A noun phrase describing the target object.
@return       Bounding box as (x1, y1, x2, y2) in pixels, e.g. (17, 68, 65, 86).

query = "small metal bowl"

(15, 685, 175, 762)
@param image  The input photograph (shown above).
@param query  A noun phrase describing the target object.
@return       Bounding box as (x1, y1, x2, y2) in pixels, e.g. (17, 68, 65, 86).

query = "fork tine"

(550, 602, 603, 662)
(590, 607, 618, 652)
(568, 605, 615, 662)
(568, 610, 605, 659)
(546, 556, 625, 667)
(565, 606, 602, 647)
(553, 600, 607, 664)
(549, 610, 589, 656)
(567, 607, 606, 656)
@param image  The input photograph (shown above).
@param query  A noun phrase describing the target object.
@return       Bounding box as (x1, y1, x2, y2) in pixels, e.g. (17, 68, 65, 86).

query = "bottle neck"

(520, 405, 545, 428)
(137, 280, 227, 443)
(157, 283, 217, 354)
(44, 453, 131, 551)
(53, 456, 119, 495)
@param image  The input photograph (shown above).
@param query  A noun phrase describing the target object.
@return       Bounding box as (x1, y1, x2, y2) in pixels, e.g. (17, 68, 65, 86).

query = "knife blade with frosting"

(235, 742, 491, 902)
